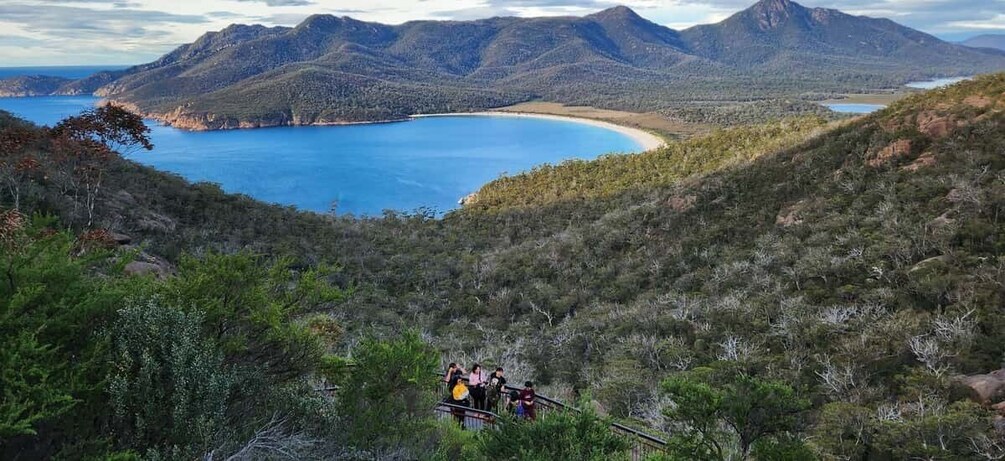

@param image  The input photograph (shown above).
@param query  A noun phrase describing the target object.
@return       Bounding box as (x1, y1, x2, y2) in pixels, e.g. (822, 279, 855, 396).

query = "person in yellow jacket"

(449, 378, 470, 428)
(451, 379, 470, 402)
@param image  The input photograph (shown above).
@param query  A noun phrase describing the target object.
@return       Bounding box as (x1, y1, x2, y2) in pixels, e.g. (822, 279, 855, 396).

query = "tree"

(48, 105, 151, 227)
(477, 405, 631, 461)
(335, 331, 439, 451)
(0, 126, 41, 210)
(661, 366, 811, 460)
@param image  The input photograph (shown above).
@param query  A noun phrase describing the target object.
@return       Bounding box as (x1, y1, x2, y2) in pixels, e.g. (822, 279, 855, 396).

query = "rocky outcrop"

(109, 232, 132, 245)
(776, 199, 809, 227)
(124, 261, 168, 278)
(868, 139, 912, 167)
(916, 110, 958, 138)
(459, 193, 479, 207)
(123, 252, 175, 279)
(900, 151, 936, 172)
(958, 369, 1005, 405)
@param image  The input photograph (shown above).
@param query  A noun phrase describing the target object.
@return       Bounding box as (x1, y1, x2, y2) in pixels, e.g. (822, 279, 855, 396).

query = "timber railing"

(436, 374, 667, 460)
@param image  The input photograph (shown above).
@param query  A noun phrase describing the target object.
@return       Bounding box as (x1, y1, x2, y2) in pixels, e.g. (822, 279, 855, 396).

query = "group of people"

(444, 362, 537, 427)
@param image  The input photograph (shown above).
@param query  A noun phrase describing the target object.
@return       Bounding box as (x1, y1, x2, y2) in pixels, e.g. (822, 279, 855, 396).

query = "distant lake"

(823, 103, 885, 114)
(0, 66, 130, 80)
(905, 76, 972, 90)
(0, 96, 643, 215)
(823, 76, 974, 114)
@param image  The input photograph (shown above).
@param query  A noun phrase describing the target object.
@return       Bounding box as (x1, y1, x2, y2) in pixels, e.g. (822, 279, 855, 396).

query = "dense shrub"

(478, 405, 631, 461)
(107, 299, 232, 457)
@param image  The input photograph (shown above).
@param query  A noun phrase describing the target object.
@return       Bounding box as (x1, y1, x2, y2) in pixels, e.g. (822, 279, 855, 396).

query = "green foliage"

(336, 331, 440, 451)
(160, 252, 344, 382)
(471, 117, 830, 210)
(107, 298, 232, 457)
(477, 406, 631, 461)
(750, 434, 815, 460)
(427, 421, 484, 461)
(813, 400, 991, 460)
(0, 330, 74, 439)
(662, 366, 810, 459)
(5, 68, 1005, 460)
(0, 214, 140, 455)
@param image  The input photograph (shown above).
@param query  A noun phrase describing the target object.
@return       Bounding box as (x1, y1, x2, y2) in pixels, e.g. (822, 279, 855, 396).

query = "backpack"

(486, 376, 502, 401)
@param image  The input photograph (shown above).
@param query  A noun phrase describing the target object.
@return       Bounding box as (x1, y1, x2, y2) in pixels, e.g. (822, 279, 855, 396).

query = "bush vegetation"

(2, 74, 1005, 459)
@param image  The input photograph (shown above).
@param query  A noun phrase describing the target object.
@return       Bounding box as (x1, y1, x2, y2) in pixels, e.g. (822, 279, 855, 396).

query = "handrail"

(435, 400, 501, 419)
(438, 373, 667, 450)
(611, 422, 669, 446)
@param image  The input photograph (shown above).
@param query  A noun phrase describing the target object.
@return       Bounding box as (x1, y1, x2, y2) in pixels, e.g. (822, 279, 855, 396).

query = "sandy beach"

(411, 111, 667, 152)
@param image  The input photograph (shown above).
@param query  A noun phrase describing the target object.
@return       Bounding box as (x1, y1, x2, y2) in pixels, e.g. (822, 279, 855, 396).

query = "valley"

(1, 1, 1004, 460)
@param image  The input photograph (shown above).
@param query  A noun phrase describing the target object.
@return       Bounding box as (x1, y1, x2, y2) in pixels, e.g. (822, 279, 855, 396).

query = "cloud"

(235, 0, 314, 6)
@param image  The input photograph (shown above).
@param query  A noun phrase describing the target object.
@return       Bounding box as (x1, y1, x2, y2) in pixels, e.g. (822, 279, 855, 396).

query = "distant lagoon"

(824, 76, 974, 114)
(904, 76, 972, 90)
(0, 95, 644, 215)
(822, 103, 886, 114)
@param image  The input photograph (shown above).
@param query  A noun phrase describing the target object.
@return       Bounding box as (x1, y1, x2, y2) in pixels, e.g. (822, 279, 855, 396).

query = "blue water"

(0, 96, 643, 215)
(905, 76, 971, 90)
(824, 103, 885, 114)
(0, 66, 129, 80)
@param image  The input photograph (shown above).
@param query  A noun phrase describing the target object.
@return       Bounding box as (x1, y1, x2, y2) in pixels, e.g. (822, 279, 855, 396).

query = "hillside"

(0, 75, 72, 97)
(963, 34, 1005, 51)
(4, 0, 1002, 129)
(3, 72, 1004, 458)
(681, 0, 993, 73)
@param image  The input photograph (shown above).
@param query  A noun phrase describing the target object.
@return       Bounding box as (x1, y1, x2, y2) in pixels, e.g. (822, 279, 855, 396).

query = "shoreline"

(25, 94, 668, 152)
(411, 111, 666, 152)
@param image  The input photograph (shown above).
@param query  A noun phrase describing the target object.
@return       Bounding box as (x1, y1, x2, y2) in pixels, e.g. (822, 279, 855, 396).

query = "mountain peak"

(297, 14, 362, 31)
(589, 5, 644, 22)
(753, 0, 799, 12)
(744, 0, 809, 30)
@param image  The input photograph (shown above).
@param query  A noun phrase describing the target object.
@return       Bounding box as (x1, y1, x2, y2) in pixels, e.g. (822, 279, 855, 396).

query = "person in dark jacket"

(519, 381, 536, 420)
(486, 367, 507, 412)
(506, 389, 520, 414)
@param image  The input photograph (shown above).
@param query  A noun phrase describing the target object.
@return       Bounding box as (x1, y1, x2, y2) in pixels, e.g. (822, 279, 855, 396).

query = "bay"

(0, 96, 643, 215)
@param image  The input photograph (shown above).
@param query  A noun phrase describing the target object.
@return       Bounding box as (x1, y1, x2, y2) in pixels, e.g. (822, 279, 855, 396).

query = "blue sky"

(1, 0, 1002, 66)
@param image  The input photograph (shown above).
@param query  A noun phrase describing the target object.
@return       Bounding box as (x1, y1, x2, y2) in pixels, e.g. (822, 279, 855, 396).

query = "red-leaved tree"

(48, 105, 152, 227)
(0, 125, 42, 211)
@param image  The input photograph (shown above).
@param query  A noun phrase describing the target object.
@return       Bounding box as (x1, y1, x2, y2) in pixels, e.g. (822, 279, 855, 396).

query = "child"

(506, 389, 521, 415)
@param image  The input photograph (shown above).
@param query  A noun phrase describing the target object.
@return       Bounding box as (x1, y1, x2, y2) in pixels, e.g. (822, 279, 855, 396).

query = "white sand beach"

(411, 111, 666, 153)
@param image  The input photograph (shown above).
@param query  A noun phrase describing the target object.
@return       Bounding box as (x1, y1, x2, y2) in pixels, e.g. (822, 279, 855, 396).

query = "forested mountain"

(962, 34, 1005, 51)
(4, 0, 1002, 129)
(680, 0, 993, 72)
(3, 73, 1004, 459)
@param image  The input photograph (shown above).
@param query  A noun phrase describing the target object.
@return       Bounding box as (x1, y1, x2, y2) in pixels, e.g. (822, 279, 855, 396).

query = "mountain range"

(4, 0, 1005, 129)
(962, 34, 1005, 51)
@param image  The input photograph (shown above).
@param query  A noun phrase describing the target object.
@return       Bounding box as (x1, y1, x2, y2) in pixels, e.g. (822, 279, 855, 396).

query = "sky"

(0, 0, 1002, 66)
